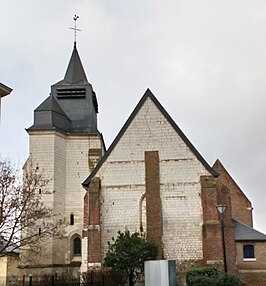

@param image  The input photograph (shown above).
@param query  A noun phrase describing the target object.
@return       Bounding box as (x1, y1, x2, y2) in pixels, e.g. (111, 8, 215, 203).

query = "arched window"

(73, 237, 81, 256)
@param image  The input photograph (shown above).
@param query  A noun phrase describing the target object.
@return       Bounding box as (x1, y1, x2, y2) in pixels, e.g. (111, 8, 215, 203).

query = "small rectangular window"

(70, 213, 74, 225)
(39, 189, 42, 194)
(243, 245, 255, 259)
(38, 228, 41, 236)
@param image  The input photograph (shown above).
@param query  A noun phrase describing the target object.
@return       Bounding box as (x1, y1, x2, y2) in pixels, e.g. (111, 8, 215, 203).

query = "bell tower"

(22, 37, 104, 275)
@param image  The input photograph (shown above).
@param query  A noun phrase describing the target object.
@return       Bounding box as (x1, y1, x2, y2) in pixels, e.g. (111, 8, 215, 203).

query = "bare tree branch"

(0, 158, 63, 256)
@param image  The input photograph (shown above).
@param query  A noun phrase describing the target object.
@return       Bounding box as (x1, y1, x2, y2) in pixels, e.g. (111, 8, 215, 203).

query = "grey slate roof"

(28, 43, 99, 135)
(28, 95, 71, 132)
(56, 42, 88, 85)
(35, 94, 68, 115)
(233, 219, 266, 241)
(82, 88, 218, 187)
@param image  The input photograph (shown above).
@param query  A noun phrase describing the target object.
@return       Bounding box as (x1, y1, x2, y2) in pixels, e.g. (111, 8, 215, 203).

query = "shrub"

(186, 267, 220, 285)
(188, 276, 216, 286)
(104, 229, 158, 286)
(216, 273, 242, 286)
(186, 267, 243, 286)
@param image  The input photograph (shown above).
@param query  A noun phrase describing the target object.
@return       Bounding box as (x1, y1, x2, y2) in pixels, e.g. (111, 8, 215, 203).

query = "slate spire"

(28, 42, 99, 135)
(62, 43, 88, 84)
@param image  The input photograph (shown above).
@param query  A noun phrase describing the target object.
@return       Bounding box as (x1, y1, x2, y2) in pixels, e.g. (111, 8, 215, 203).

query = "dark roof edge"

(26, 127, 101, 137)
(0, 83, 12, 97)
(82, 88, 218, 187)
(100, 133, 107, 153)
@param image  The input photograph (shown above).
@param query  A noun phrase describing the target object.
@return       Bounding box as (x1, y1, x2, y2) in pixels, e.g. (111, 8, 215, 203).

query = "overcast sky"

(1, 0, 266, 232)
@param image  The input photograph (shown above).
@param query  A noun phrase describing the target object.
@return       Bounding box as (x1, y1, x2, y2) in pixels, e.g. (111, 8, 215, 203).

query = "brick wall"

(145, 151, 163, 259)
(237, 241, 266, 285)
(213, 160, 253, 226)
(201, 176, 237, 273)
(87, 177, 101, 263)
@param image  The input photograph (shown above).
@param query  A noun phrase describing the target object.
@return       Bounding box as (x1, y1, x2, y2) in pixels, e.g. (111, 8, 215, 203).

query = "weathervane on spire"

(69, 15, 81, 44)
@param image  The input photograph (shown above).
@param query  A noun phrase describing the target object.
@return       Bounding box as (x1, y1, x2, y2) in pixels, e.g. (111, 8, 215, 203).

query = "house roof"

(82, 88, 218, 187)
(0, 83, 12, 98)
(233, 219, 266, 241)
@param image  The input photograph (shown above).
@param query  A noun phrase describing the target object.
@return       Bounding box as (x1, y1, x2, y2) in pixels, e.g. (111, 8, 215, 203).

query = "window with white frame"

(243, 244, 255, 260)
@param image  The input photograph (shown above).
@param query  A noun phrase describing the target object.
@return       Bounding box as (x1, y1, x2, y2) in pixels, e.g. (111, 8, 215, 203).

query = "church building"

(21, 42, 266, 286)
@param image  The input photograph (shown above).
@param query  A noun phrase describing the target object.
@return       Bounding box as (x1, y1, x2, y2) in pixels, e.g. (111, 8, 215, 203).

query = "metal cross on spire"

(69, 15, 81, 44)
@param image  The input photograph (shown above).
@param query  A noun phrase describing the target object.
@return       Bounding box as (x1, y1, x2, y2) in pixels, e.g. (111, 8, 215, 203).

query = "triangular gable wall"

(83, 89, 217, 186)
(84, 88, 222, 264)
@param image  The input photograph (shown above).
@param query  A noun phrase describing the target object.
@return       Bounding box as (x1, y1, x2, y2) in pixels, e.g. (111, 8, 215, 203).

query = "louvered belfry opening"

(56, 87, 86, 98)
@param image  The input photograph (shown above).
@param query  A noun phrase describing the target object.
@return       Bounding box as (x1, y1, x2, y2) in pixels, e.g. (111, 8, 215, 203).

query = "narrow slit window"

(39, 228, 41, 236)
(70, 213, 74, 225)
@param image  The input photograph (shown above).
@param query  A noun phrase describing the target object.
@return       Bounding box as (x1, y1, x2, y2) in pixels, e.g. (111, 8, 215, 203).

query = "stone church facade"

(21, 43, 266, 285)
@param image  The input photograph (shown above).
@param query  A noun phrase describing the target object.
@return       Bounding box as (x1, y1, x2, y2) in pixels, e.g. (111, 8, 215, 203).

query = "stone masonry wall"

(26, 131, 57, 265)
(25, 130, 102, 271)
(63, 135, 102, 267)
(97, 97, 211, 264)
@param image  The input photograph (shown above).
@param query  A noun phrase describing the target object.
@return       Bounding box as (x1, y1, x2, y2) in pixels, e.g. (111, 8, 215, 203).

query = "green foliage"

(104, 229, 158, 286)
(188, 276, 216, 286)
(216, 273, 242, 286)
(187, 267, 220, 284)
(186, 267, 243, 286)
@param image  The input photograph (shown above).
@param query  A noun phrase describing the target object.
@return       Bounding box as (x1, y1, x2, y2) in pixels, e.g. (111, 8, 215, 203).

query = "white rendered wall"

(96, 97, 211, 261)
